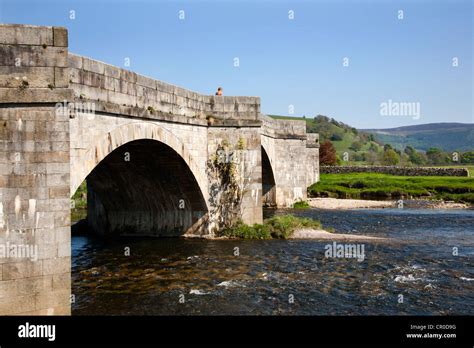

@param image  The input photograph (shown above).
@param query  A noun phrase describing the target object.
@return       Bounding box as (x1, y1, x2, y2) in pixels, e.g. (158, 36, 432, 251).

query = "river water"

(72, 208, 474, 315)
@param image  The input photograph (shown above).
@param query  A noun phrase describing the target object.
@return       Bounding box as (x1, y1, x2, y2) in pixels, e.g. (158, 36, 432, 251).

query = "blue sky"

(0, 0, 472, 128)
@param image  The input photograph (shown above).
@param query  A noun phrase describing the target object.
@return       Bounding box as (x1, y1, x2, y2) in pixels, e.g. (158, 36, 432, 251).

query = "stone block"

(67, 54, 83, 69)
(48, 186, 69, 198)
(53, 27, 68, 47)
(81, 70, 105, 89)
(137, 74, 157, 89)
(82, 57, 105, 74)
(0, 88, 73, 104)
(0, 295, 36, 315)
(42, 257, 70, 276)
(0, 24, 53, 46)
(55, 227, 70, 244)
(0, 280, 17, 299)
(35, 289, 70, 309)
(0, 44, 68, 67)
(17, 276, 53, 295)
(0, 66, 54, 88)
(54, 211, 70, 228)
(120, 69, 137, 84)
(54, 67, 69, 88)
(52, 272, 71, 291)
(57, 243, 70, 257)
(34, 214, 55, 231)
(37, 243, 58, 260)
(104, 64, 121, 79)
(2, 261, 42, 280)
(104, 76, 119, 92)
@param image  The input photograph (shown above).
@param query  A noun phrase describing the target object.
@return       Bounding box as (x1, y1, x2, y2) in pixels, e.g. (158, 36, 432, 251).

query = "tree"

(350, 140, 363, 152)
(330, 133, 343, 141)
(426, 147, 448, 165)
(381, 149, 400, 165)
(404, 145, 425, 165)
(384, 143, 393, 152)
(365, 150, 378, 165)
(320, 140, 338, 165)
(369, 142, 379, 152)
(461, 151, 474, 164)
(404, 145, 416, 156)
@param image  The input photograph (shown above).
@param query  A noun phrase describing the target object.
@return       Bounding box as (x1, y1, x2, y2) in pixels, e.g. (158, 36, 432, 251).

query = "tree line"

(320, 141, 474, 166)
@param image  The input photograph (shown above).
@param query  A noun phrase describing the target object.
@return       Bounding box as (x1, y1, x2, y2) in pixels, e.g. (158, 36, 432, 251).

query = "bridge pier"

(0, 25, 72, 314)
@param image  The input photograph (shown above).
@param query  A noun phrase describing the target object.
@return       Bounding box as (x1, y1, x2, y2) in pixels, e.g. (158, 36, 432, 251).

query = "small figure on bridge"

(215, 87, 223, 96)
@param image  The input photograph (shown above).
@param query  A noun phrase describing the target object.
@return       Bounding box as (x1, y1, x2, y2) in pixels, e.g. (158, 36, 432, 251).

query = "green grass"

(220, 215, 322, 239)
(292, 200, 310, 209)
(309, 173, 474, 204)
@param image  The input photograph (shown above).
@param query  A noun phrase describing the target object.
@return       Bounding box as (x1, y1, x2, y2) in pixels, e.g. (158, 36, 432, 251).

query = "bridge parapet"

(0, 24, 72, 102)
(260, 114, 306, 139)
(69, 54, 260, 124)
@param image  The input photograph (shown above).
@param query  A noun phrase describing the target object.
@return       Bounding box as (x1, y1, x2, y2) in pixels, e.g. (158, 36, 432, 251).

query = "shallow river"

(72, 208, 474, 315)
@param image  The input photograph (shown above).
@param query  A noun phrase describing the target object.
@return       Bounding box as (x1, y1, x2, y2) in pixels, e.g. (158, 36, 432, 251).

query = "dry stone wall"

(321, 166, 469, 177)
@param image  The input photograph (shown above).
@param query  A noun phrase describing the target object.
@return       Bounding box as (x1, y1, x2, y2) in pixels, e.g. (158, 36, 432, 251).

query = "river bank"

(308, 173, 474, 205)
(289, 228, 385, 241)
(308, 197, 470, 210)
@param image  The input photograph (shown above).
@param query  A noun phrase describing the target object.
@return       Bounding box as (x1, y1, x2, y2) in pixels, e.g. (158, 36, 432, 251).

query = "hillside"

(361, 123, 474, 152)
(268, 114, 384, 161)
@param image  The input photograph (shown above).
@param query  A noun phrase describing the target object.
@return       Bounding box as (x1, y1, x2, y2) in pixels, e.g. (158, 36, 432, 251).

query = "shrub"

(320, 140, 338, 165)
(220, 215, 322, 239)
(292, 200, 310, 209)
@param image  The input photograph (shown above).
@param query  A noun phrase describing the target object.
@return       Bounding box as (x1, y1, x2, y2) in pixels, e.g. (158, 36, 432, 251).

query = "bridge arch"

(71, 122, 209, 237)
(261, 143, 277, 207)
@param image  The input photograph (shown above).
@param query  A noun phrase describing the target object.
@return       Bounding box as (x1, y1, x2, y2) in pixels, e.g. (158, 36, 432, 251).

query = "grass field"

(309, 173, 474, 204)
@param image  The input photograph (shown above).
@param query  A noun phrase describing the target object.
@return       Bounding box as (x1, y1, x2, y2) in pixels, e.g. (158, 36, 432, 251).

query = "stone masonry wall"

(320, 166, 469, 177)
(207, 126, 263, 232)
(306, 133, 320, 186)
(0, 24, 71, 315)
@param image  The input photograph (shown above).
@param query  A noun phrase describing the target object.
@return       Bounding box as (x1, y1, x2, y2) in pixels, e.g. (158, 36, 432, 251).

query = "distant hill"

(361, 123, 474, 152)
(269, 115, 474, 155)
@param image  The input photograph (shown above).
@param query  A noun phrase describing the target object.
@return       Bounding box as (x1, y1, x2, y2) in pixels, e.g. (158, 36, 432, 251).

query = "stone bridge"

(0, 24, 319, 314)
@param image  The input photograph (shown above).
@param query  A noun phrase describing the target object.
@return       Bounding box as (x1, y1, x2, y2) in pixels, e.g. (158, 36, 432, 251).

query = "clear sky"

(0, 0, 472, 128)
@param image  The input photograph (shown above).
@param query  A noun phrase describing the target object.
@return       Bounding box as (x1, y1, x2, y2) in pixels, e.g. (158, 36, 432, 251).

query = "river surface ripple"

(72, 208, 474, 315)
